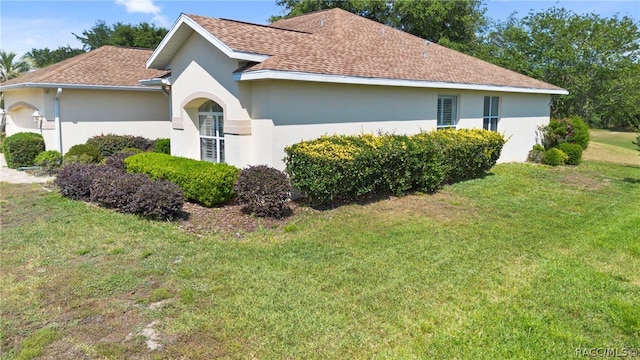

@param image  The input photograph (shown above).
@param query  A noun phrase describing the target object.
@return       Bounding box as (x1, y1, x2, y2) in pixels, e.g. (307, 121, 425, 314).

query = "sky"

(1, 0, 639, 56)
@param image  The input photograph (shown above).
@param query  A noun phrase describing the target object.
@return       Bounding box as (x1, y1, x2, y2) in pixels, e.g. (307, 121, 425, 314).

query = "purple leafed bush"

(104, 151, 139, 171)
(90, 169, 150, 209)
(55, 163, 106, 200)
(123, 180, 184, 220)
(234, 165, 291, 218)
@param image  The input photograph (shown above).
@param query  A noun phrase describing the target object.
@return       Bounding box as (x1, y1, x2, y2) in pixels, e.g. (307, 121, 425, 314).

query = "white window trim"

(437, 95, 459, 129)
(199, 104, 225, 163)
(483, 96, 500, 132)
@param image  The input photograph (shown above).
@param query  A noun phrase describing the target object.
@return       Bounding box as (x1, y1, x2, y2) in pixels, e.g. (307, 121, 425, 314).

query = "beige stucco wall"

(3, 87, 169, 153)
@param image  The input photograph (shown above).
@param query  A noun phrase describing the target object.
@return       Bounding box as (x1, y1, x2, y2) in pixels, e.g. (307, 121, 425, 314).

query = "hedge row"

(124, 153, 239, 207)
(86, 133, 152, 157)
(284, 129, 505, 205)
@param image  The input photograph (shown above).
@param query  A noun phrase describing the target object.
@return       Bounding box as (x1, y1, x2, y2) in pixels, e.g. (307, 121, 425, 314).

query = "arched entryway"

(198, 100, 224, 163)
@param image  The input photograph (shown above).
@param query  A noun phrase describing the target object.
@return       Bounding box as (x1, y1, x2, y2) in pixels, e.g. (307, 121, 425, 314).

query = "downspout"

(54, 88, 62, 153)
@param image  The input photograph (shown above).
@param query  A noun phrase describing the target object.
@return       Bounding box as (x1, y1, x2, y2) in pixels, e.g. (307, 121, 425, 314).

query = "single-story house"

(2, 8, 567, 168)
(0, 46, 170, 154)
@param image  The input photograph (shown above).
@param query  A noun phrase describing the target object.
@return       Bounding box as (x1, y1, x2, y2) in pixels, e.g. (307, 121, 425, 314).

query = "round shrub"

(64, 144, 102, 164)
(558, 142, 583, 165)
(154, 138, 170, 154)
(55, 163, 106, 200)
(35, 150, 63, 174)
(2, 132, 46, 168)
(123, 179, 184, 220)
(86, 133, 151, 157)
(542, 148, 568, 166)
(527, 144, 545, 163)
(235, 165, 291, 218)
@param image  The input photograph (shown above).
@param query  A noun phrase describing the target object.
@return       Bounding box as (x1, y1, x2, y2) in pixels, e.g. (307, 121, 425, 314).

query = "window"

(437, 95, 458, 129)
(198, 100, 225, 163)
(483, 96, 499, 131)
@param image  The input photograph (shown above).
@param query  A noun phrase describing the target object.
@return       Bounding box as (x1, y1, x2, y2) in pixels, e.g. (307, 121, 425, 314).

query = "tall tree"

(476, 8, 640, 128)
(73, 21, 168, 51)
(0, 50, 32, 82)
(25, 46, 85, 68)
(270, 0, 486, 52)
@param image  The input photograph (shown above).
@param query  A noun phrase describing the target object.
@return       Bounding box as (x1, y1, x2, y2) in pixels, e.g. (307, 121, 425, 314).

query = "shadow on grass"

(623, 177, 640, 184)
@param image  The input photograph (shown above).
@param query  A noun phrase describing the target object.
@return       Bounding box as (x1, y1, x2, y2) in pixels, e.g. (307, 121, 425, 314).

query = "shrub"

(124, 179, 184, 220)
(542, 148, 568, 166)
(421, 129, 506, 184)
(235, 165, 291, 218)
(634, 131, 640, 153)
(558, 142, 583, 165)
(527, 144, 545, 163)
(541, 116, 590, 150)
(86, 133, 151, 157)
(64, 144, 102, 164)
(125, 153, 239, 207)
(55, 163, 105, 200)
(2, 132, 46, 168)
(90, 169, 150, 209)
(104, 150, 139, 171)
(35, 150, 63, 174)
(154, 138, 170, 154)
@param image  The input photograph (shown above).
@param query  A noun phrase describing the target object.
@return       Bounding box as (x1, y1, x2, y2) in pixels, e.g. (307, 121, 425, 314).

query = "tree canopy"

(0, 50, 32, 82)
(475, 8, 640, 128)
(25, 46, 85, 68)
(73, 20, 169, 51)
(270, 0, 486, 52)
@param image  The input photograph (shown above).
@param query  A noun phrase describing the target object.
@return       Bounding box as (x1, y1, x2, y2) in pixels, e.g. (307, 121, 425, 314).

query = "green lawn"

(1, 160, 639, 358)
(590, 129, 638, 151)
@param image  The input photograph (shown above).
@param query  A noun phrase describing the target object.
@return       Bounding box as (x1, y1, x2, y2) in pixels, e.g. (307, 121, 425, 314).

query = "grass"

(1, 145, 640, 358)
(583, 129, 639, 166)
(590, 129, 638, 151)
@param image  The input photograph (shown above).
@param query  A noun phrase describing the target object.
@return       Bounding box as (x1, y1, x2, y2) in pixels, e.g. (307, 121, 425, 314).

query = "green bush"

(235, 165, 291, 218)
(284, 129, 504, 205)
(2, 132, 46, 168)
(154, 138, 170, 154)
(86, 133, 151, 157)
(35, 150, 63, 174)
(558, 142, 583, 165)
(64, 144, 102, 164)
(527, 144, 545, 163)
(542, 148, 568, 166)
(421, 129, 506, 184)
(541, 116, 590, 150)
(633, 131, 640, 153)
(125, 153, 239, 207)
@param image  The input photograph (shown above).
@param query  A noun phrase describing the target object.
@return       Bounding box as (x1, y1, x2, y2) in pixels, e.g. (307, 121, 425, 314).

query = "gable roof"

(148, 9, 567, 95)
(0, 46, 168, 91)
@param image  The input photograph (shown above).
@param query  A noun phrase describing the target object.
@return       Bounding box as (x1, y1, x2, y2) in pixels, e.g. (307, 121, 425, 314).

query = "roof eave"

(138, 77, 172, 86)
(0, 82, 164, 92)
(147, 14, 269, 70)
(233, 70, 569, 95)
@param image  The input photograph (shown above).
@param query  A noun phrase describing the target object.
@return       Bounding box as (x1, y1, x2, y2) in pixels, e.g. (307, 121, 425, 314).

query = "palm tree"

(0, 50, 32, 82)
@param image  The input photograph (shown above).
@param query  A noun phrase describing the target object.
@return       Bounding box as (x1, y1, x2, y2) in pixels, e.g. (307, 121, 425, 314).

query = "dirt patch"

(558, 171, 610, 190)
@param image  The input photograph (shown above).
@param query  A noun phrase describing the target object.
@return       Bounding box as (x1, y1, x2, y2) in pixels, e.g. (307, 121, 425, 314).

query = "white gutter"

(54, 88, 62, 153)
(0, 83, 164, 92)
(233, 70, 569, 95)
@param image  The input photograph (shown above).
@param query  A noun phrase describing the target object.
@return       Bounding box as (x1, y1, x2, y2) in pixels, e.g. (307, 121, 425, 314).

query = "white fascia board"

(147, 14, 269, 69)
(0, 83, 163, 92)
(234, 70, 569, 95)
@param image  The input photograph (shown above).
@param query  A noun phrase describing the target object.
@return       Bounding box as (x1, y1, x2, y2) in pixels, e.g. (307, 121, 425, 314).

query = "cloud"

(115, 0, 168, 26)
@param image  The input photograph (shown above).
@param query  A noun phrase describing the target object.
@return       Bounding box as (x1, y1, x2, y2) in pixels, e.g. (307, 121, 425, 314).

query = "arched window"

(198, 100, 224, 163)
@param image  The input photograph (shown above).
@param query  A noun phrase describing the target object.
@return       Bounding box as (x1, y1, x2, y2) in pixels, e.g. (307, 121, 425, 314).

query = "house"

(145, 8, 567, 168)
(2, 8, 567, 167)
(0, 46, 170, 154)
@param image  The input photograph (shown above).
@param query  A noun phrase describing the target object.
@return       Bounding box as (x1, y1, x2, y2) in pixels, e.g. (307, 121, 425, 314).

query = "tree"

(25, 46, 85, 68)
(0, 50, 32, 82)
(476, 8, 640, 128)
(74, 21, 168, 51)
(270, 0, 486, 52)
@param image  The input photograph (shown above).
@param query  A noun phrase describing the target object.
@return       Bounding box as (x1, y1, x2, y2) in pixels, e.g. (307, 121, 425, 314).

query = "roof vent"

(424, 40, 431, 45)
(381, 26, 385, 34)
(320, 19, 324, 26)
(423, 50, 428, 58)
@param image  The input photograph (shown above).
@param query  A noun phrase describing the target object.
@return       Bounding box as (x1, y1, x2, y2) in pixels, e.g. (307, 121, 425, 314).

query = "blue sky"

(1, 0, 638, 56)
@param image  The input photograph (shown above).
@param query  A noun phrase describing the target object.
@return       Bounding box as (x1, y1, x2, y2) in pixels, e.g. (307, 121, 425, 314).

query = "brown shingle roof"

(187, 9, 563, 91)
(1, 46, 167, 88)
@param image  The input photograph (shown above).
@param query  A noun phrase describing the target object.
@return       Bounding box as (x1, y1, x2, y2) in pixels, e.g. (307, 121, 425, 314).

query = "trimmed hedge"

(2, 132, 46, 168)
(542, 148, 568, 166)
(86, 133, 151, 157)
(284, 129, 505, 205)
(125, 153, 239, 207)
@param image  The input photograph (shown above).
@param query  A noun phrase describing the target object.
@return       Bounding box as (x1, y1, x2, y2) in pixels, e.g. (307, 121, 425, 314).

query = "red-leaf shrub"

(90, 169, 150, 209)
(55, 163, 106, 200)
(123, 180, 184, 220)
(234, 165, 291, 218)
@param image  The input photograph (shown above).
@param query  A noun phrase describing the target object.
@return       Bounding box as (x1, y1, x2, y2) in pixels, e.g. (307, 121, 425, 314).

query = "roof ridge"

(186, 13, 312, 35)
